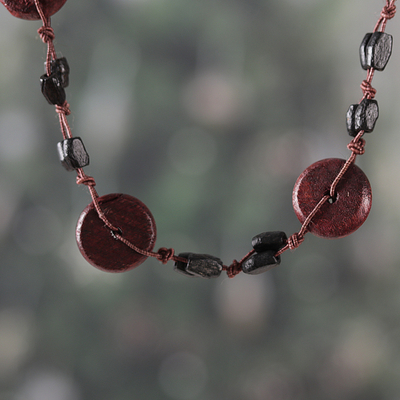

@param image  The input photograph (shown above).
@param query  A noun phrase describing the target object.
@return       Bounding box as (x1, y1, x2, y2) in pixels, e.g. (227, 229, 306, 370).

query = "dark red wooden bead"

(292, 158, 372, 238)
(0, 0, 68, 20)
(76, 193, 157, 273)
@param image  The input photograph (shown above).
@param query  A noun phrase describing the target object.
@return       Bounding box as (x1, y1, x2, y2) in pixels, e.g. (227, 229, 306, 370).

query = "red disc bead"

(292, 158, 372, 238)
(0, 0, 67, 20)
(76, 193, 157, 273)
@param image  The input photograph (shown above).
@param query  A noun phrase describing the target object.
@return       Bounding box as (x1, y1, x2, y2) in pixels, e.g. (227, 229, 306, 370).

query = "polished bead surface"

(40, 74, 66, 105)
(347, 99, 379, 136)
(355, 99, 379, 133)
(57, 137, 89, 171)
(346, 104, 358, 135)
(292, 158, 372, 238)
(76, 194, 157, 272)
(252, 231, 287, 253)
(0, 0, 68, 20)
(242, 250, 280, 275)
(174, 253, 223, 278)
(51, 57, 70, 88)
(360, 32, 393, 71)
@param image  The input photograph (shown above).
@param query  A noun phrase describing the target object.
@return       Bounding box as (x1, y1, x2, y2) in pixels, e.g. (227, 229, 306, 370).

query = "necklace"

(0, 0, 397, 279)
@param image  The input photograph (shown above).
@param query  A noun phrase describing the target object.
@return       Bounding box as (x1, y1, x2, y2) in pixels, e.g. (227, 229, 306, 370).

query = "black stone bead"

(346, 104, 358, 135)
(174, 253, 223, 278)
(252, 231, 287, 253)
(57, 137, 90, 171)
(360, 32, 393, 71)
(355, 99, 379, 133)
(40, 73, 66, 105)
(347, 99, 379, 136)
(50, 57, 70, 88)
(242, 250, 280, 275)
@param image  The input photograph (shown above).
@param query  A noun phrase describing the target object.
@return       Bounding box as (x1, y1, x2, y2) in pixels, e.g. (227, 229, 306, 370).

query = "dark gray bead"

(347, 99, 379, 136)
(174, 253, 223, 278)
(252, 231, 287, 252)
(40, 73, 66, 105)
(346, 104, 358, 135)
(360, 32, 393, 71)
(242, 250, 280, 275)
(51, 57, 70, 88)
(360, 33, 373, 70)
(57, 137, 90, 171)
(355, 99, 379, 133)
(174, 254, 196, 277)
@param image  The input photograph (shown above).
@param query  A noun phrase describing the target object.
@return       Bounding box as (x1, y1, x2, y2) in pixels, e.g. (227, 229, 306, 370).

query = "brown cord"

(374, 0, 397, 32)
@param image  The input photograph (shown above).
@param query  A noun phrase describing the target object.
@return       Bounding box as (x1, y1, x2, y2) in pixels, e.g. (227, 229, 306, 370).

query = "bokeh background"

(0, 0, 400, 399)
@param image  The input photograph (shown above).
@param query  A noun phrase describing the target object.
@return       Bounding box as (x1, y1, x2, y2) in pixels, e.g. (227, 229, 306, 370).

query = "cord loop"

(287, 233, 304, 250)
(361, 80, 377, 99)
(348, 137, 366, 155)
(157, 247, 175, 264)
(381, 3, 396, 20)
(38, 25, 55, 44)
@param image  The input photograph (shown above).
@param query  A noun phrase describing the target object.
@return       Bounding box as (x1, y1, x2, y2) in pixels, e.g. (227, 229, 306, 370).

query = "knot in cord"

(76, 174, 96, 187)
(361, 80, 377, 99)
(287, 233, 304, 250)
(381, 3, 396, 20)
(38, 25, 55, 44)
(347, 137, 366, 155)
(56, 102, 71, 116)
(225, 259, 242, 278)
(157, 248, 175, 264)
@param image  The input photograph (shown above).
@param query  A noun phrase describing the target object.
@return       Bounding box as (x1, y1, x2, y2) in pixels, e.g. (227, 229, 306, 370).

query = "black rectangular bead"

(57, 137, 90, 171)
(252, 231, 287, 252)
(40, 73, 66, 105)
(360, 32, 393, 71)
(174, 252, 223, 278)
(242, 250, 280, 275)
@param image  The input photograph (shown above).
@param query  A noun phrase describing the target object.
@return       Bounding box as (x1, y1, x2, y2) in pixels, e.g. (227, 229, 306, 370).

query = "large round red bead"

(292, 158, 372, 238)
(76, 193, 157, 272)
(0, 0, 67, 20)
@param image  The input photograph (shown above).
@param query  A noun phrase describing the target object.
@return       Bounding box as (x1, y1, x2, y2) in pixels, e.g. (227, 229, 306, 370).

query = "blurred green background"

(0, 0, 400, 399)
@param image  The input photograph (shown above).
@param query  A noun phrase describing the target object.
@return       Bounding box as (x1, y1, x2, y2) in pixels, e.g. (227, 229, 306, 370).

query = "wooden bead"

(346, 99, 379, 136)
(251, 231, 287, 253)
(292, 158, 372, 238)
(40, 73, 66, 105)
(57, 137, 90, 171)
(76, 193, 157, 272)
(174, 253, 223, 278)
(51, 57, 70, 88)
(242, 251, 280, 275)
(0, 0, 68, 20)
(360, 32, 393, 71)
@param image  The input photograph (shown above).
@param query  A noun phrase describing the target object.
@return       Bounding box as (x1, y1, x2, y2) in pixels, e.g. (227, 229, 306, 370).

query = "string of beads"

(1, 0, 396, 278)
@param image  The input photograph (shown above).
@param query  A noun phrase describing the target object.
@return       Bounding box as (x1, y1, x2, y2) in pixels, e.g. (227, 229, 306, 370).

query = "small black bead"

(252, 231, 287, 253)
(51, 57, 70, 88)
(174, 253, 223, 278)
(242, 250, 280, 275)
(360, 33, 373, 70)
(57, 137, 90, 171)
(347, 99, 379, 136)
(346, 104, 358, 135)
(355, 99, 379, 133)
(360, 32, 393, 71)
(40, 73, 66, 105)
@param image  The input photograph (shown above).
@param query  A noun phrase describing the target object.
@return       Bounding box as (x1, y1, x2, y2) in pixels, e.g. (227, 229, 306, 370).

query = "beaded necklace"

(0, 0, 397, 278)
